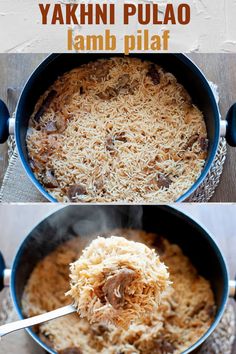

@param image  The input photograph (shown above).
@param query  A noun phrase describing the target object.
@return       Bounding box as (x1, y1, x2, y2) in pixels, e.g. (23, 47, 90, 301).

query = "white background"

(0, 0, 236, 53)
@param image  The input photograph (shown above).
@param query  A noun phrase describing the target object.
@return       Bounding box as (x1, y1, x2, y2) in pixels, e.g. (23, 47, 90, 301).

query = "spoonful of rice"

(0, 236, 170, 337)
(67, 236, 170, 327)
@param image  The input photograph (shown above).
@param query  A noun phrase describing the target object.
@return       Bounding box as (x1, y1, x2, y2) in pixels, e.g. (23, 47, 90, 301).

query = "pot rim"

(14, 53, 220, 203)
(9, 205, 229, 354)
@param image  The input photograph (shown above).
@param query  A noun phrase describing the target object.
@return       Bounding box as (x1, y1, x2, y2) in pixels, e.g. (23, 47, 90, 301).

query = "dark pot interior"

(11, 205, 228, 353)
(15, 53, 220, 201)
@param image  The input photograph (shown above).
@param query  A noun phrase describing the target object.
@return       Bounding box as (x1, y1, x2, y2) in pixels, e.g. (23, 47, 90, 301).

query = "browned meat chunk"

(147, 64, 160, 85)
(94, 62, 110, 77)
(34, 90, 57, 122)
(153, 339, 175, 353)
(156, 174, 172, 189)
(58, 348, 82, 354)
(179, 86, 192, 105)
(184, 134, 199, 150)
(98, 74, 136, 99)
(94, 177, 106, 194)
(102, 268, 136, 310)
(115, 132, 127, 142)
(206, 304, 215, 318)
(43, 115, 67, 134)
(29, 158, 44, 173)
(189, 301, 206, 317)
(42, 170, 58, 188)
(44, 120, 57, 133)
(98, 87, 118, 100)
(117, 74, 130, 90)
(67, 184, 87, 201)
(94, 285, 106, 304)
(118, 74, 138, 94)
(105, 135, 115, 152)
(105, 133, 127, 152)
(40, 332, 53, 348)
(89, 61, 110, 82)
(92, 324, 109, 336)
(94, 179, 103, 190)
(56, 116, 67, 133)
(199, 137, 209, 152)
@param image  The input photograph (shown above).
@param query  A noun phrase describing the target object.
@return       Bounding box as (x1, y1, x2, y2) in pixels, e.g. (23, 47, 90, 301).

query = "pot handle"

(0, 99, 10, 144)
(225, 103, 236, 147)
(0, 252, 6, 292)
(229, 279, 236, 300)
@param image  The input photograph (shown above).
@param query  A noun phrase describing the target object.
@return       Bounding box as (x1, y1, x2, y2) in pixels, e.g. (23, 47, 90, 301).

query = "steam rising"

(27, 205, 144, 258)
(18, 205, 144, 303)
(71, 205, 143, 236)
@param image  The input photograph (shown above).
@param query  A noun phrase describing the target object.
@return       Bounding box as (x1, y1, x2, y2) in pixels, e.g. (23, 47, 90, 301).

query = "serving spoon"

(0, 304, 76, 338)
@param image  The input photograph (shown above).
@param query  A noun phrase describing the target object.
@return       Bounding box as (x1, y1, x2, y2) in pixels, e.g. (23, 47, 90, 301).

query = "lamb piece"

(58, 348, 83, 354)
(43, 115, 67, 134)
(40, 332, 54, 348)
(92, 324, 109, 336)
(105, 135, 115, 152)
(55, 116, 67, 133)
(90, 61, 110, 82)
(156, 173, 172, 189)
(94, 179, 103, 190)
(115, 132, 127, 142)
(98, 74, 134, 100)
(44, 120, 57, 133)
(105, 133, 126, 152)
(67, 184, 87, 201)
(199, 137, 209, 152)
(179, 86, 192, 105)
(117, 74, 130, 90)
(102, 268, 136, 310)
(153, 339, 175, 353)
(183, 134, 199, 150)
(29, 158, 44, 173)
(33, 90, 57, 122)
(94, 285, 106, 304)
(147, 64, 160, 85)
(42, 170, 58, 188)
(98, 87, 118, 100)
(118, 74, 139, 95)
(189, 301, 206, 317)
(94, 177, 106, 193)
(206, 304, 215, 318)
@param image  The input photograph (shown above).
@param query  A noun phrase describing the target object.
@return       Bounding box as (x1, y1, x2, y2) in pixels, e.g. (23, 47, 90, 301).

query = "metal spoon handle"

(0, 305, 76, 337)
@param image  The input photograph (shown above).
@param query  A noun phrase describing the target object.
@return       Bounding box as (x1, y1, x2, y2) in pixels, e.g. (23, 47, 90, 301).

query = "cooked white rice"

(22, 229, 215, 354)
(26, 57, 208, 203)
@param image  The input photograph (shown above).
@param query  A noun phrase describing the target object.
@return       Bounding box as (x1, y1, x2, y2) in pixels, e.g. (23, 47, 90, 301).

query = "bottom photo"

(0, 204, 235, 354)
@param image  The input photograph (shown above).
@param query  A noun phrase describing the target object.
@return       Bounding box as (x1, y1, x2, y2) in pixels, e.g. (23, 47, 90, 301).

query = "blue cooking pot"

(0, 54, 236, 202)
(0, 205, 235, 353)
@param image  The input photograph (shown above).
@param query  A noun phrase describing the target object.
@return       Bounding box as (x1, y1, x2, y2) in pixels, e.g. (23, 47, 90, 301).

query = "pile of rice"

(67, 236, 170, 328)
(26, 57, 208, 203)
(22, 230, 215, 354)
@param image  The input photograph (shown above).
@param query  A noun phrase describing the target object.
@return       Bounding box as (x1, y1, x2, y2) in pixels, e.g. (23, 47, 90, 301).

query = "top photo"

(0, 53, 236, 203)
